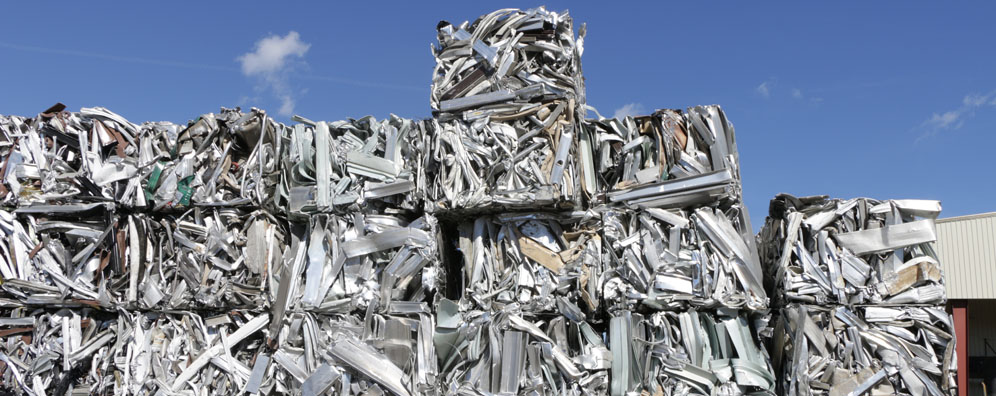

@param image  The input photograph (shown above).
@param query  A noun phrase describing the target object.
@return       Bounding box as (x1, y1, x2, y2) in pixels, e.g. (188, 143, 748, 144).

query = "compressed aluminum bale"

(601, 206, 767, 311)
(591, 106, 744, 209)
(427, 98, 589, 213)
(0, 306, 443, 396)
(608, 308, 776, 396)
(770, 304, 956, 396)
(758, 195, 946, 306)
(268, 213, 442, 321)
(0, 206, 285, 310)
(277, 115, 429, 217)
(0, 104, 144, 208)
(0, 308, 272, 396)
(0, 204, 120, 307)
(264, 309, 439, 396)
(0, 105, 282, 211)
(0, 307, 121, 395)
(138, 107, 283, 211)
(450, 211, 601, 316)
(430, 7, 585, 114)
(434, 301, 610, 395)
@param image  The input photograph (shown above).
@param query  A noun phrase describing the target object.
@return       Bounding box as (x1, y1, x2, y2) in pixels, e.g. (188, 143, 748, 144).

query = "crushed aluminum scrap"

(0, 206, 285, 310)
(0, 105, 281, 211)
(272, 213, 442, 317)
(602, 206, 767, 311)
(770, 304, 956, 396)
(451, 211, 601, 315)
(758, 194, 946, 306)
(590, 106, 744, 210)
(278, 115, 429, 216)
(608, 308, 776, 395)
(430, 7, 585, 115)
(0, 4, 949, 396)
(427, 7, 589, 213)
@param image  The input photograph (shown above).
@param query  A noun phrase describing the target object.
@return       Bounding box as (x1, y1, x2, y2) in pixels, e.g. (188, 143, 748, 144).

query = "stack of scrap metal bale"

(758, 195, 957, 395)
(0, 105, 291, 395)
(590, 107, 776, 395)
(0, 103, 446, 395)
(270, 114, 443, 396)
(0, 5, 878, 396)
(428, 8, 615, 395)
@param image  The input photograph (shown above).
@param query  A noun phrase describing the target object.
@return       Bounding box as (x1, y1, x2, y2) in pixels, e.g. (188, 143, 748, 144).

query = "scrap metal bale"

(430, 7, 585, 114)
(426, 99, 589, 213)
(271, 213, 443, 317)
(770, 304, 957, 396)
(278, 115, 429, 217)
(608, 308, 776, 396)
(434, 302, 610, 395)
(138, 107, 283, 211)
(0, 206, 286, 311)
(0, 105, 144, 208)
(601, 205, 767, 311)
(449, 211, 601, 317)
(591, 106, 745, 209)
(758, 195, 946, 306)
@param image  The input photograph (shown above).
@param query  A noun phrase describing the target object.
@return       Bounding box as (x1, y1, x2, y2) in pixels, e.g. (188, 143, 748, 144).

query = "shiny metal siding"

(936, 213, 996, 300)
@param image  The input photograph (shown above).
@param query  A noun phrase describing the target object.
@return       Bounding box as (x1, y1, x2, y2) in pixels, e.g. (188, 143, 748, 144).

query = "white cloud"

(237, 31, 310, 116)
(791, 88, 803, 99)
(924, 111, 962, 130)
(278, 95, 295, 117)
(613, 103, 646, 119)
(756, 82, 771, 98)
(238, 31, 310, 76)
(917, 90, 995, 141)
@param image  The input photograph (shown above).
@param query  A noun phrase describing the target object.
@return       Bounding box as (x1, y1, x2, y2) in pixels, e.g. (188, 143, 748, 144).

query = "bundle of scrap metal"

(0, 206, 284, 310)
(608, 309, 776, 395)
(601, 206, 767, 311)
(588, 105, 776, 395)
(277, 115, 430, 217)
(758, 194, 945, 306)
(451, 211, 601, 315)
(427, 7, 589, 212)
(759, 194, 955, 396)
(770, 304, 956, 396)
(433, 299, 611, 395)
(0, 5, 799, 395)
(271, 213, 442, 316)
(0, 104, 281, 211)
(590, 106, 743, 209)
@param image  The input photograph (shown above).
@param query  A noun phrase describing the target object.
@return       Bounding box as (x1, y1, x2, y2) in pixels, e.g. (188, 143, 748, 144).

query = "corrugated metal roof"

(936, 212, 996, 299)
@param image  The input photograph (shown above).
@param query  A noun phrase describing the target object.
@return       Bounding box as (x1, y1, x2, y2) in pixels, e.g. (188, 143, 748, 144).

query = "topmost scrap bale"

(431, 7, 585, 115)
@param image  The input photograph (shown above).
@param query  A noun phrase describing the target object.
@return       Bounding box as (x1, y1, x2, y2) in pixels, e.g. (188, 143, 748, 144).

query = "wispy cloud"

(917, 91, 996, 142)
(790, 87, 823, 104)
(237, 31, 310, 116)
(613, 103, 646, 119)
(756, 81, 772, 98)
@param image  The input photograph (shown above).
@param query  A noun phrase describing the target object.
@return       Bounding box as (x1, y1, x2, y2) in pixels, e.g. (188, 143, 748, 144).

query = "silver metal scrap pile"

(0, 104, 282, 211)
(427, 7, 588, 212)
(770, 305, 956, 396)
(1, 5, 955, 396)
(277, 115, 430, 216)
(0, 105, 446, 395)
(759, 194, 955, 396)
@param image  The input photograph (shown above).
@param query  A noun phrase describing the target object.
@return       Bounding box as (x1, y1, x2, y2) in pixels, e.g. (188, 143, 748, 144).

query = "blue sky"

(2, 2, 994, 225)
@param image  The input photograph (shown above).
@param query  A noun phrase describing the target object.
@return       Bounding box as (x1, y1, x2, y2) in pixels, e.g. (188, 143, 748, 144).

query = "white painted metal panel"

(936, 212, 996, 299)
